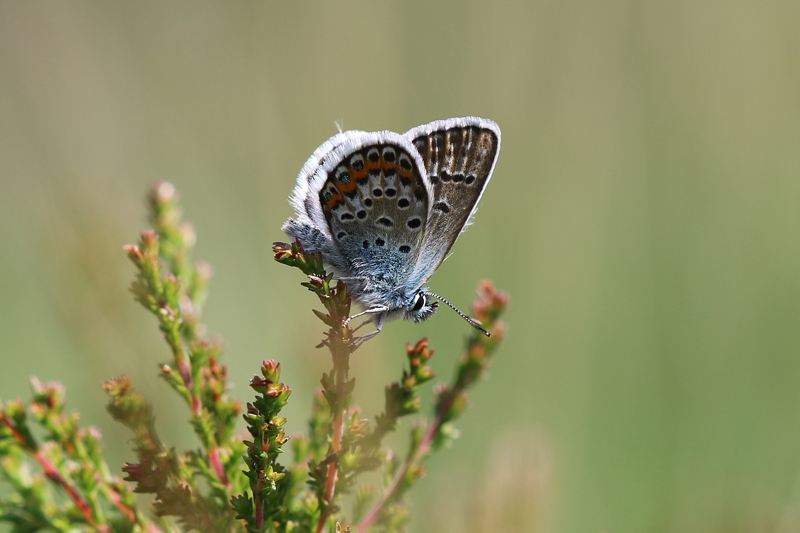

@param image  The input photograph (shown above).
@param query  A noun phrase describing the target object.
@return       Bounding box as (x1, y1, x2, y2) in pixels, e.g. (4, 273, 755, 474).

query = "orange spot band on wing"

(336, 179, 358, 194)
(350, 166, 368, 180)
(397, 166, 414, 181)
(324, 193, 344, 211)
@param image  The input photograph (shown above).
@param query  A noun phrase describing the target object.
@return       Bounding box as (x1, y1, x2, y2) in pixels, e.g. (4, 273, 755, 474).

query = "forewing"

(405, 117, 500, 276)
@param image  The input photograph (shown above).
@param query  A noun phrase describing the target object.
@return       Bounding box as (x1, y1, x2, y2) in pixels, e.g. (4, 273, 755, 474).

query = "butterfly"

(282, 116, 501, 340)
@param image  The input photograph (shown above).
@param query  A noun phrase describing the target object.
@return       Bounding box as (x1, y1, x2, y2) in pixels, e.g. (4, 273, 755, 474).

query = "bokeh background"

(2, 2, 800, 532)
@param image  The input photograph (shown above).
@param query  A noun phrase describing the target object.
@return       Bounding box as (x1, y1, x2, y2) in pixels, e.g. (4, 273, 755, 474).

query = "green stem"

(316, 352, 349, 533)
(0, 412, 112, 533)
(355, 381, 462, 532)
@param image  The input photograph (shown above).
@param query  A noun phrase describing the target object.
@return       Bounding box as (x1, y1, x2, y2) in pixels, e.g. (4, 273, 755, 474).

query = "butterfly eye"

(412, 293, 426, 312)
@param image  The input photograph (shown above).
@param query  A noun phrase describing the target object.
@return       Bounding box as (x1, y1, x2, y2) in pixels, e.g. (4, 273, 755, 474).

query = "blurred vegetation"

(1, 1, 800, 532)
(0, 183, 508, 532)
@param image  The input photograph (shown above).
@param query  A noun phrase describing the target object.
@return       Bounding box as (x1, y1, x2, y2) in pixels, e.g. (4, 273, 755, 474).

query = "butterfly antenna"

(426, 291, 491, 337)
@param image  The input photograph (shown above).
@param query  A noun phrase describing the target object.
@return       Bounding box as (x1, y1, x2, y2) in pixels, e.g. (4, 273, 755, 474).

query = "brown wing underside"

(410, 125, 499, 268)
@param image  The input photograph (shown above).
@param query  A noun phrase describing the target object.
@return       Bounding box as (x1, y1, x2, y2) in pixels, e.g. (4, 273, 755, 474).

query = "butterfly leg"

(343, 306, 389, 329)
(350, 316, 374, 334)
(352, 314, 385, 347)
(342, 308, 387, 346)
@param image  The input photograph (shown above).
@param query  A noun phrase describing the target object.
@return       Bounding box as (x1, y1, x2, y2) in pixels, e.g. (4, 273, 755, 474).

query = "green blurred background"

(2, 2, 800, 532)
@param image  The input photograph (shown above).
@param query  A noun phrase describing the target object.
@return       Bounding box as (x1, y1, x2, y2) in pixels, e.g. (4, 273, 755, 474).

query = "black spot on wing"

(350, 154, 364, 171)
(433, 201, 451, 214)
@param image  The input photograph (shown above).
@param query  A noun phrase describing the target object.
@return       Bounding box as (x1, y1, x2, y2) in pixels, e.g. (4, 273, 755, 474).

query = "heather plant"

(0, 182, 508, 533)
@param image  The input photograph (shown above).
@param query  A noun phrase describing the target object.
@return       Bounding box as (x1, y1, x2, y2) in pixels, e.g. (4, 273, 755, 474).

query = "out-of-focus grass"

(2, 2, 800, 532)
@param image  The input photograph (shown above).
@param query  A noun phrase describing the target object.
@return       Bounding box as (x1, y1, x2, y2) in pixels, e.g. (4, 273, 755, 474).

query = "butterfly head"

(404, 290, 439, 322)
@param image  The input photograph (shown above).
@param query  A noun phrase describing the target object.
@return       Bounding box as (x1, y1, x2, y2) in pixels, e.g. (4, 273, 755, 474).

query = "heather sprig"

(0, 379, 141, 533)
(118, 182, 246, 531)
(354, 281, 508, 532)
(230, 360, 291, 532)
(272, 240, 359, 532)
(272, 240, 508, 532)
(1, 183, 508, 533)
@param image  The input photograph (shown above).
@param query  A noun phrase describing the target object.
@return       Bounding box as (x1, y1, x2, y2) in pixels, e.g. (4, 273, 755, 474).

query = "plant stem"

(254, 474, 264, 532)
(168, 325, 230, 488)
(0, 412, 112, 533)
(208, 446, 229, 485)
(355, 387, 459, 533)
(316, 354, 348, 533)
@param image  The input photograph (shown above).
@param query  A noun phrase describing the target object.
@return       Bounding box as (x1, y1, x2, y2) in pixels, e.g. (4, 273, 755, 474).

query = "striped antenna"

(425, 291, 490, 337)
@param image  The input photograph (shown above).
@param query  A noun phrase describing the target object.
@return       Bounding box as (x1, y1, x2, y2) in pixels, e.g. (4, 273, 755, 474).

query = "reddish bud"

(140, 230, 158, 250)
(261, 360, 281, 382)
(123, 244, 143, 264)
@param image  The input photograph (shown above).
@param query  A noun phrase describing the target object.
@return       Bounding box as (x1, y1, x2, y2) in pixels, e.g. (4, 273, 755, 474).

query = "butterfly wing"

(403, 117, 501, 286)
(319, 137, 431, 276)
(284, 131, 366, 274)
(284, 129, 434, 309)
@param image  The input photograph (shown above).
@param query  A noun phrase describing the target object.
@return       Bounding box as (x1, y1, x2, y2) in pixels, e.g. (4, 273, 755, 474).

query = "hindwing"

(319, 141, 429, 284)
